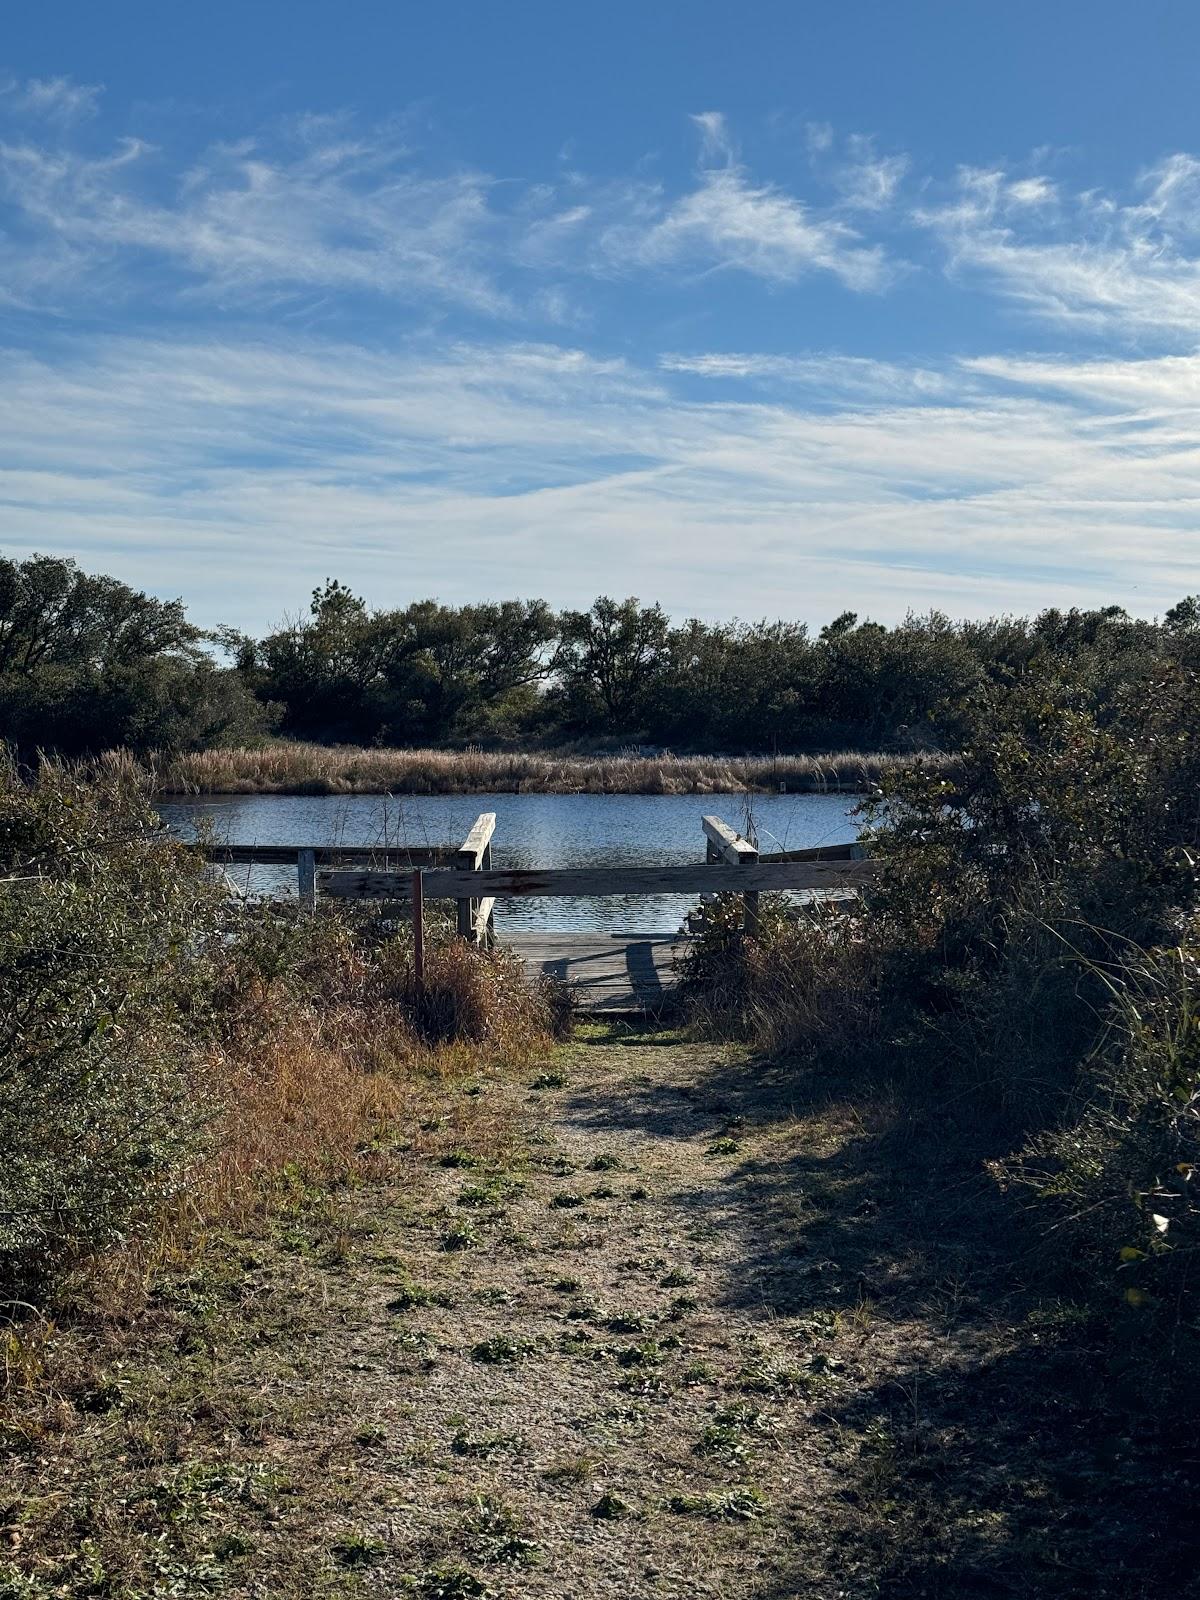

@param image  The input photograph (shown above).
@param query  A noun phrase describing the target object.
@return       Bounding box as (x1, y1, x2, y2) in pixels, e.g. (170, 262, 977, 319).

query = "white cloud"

(659, 351, 956, 400)
(0, 74, 101, 124)
(835, 137, 909, 211)
(607, 160, 892, 290)
(2, 331, 1198, 631)
(0, 127, 512, 314)
(918, 157, 1200, 342)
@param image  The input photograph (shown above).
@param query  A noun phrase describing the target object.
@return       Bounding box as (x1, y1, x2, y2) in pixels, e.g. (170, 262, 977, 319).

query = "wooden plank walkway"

(507, 933, 686, 1013)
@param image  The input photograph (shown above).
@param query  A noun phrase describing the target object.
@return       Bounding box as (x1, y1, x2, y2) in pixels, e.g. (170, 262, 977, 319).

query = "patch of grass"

(606, 1310, 652, 1333)
(470, 1334, 536, 1364)
(387, 1273, 438, 1311)
(666, 1294, 699, 1321)
(332, 1531, 388, 1567)
(549, 1192, 585, 1209)
(551, 1275, 582, 1293)
(696, 1404, 778, 1459)
(587, 1153, 624, 1171)
(589, 1183, 618, 1200)
(667, 1485, 768, 1521)
(442, 1221, 480, 1251)
(460, 1498, 540, 1566)
(439, 1149, 480, 1169)
(145, 1459, 287, 1523)
(401, 1567, 494, 1599)
(734, 1355, 828, 1394)
(529, 1072, 565, 1091)
(615, 1339, 664, 1368)
(659, 1267, 695, 1288)
(682, 1360, 717, 1384)
(564, 1297, 602, 1321)
(541, 1455, 599, 1483)
(451, 1429, 525, 1458)
(591, 1491, 633, 1520)
(705, 1136, 741, 1156)
(457, 1175, 521, 1209)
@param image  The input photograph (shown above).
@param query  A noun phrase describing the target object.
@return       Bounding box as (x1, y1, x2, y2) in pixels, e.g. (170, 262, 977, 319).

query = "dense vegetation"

(0, 755, 560, 1304)
(7, 553, 1200, 758)
(687, 641, 1200, 1399)
(4, 642, 1200, 1592)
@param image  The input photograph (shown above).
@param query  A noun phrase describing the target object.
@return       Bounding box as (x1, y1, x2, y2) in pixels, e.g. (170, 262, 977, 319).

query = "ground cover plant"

(5, 1018, 1196, 1599)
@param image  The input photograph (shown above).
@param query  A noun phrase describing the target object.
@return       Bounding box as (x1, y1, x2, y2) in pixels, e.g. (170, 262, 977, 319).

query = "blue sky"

(3, 0, 1200, 632)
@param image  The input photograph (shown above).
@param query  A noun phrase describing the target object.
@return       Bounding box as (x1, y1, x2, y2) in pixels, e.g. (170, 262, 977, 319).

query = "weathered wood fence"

(205, 814, 873, 945)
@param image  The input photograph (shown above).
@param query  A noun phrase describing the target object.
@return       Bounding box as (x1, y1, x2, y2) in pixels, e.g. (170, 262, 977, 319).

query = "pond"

(160, 790, 864, 933)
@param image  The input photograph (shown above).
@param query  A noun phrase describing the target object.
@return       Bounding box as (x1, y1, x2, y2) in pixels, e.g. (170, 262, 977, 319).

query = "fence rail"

(200, 816, 873, 946)
(318, 857, 875, 902)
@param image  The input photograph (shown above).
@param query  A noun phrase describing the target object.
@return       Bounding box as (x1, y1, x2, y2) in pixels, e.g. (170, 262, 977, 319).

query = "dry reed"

(159, 742, 943, 796)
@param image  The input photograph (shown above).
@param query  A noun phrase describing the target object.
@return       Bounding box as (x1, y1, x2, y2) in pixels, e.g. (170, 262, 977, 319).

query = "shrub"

(0, 755, 226, 1296)
(0, 754, 562, 1310)
(681, 656, 1200, 1383)
(998, 935, 1200, 1346)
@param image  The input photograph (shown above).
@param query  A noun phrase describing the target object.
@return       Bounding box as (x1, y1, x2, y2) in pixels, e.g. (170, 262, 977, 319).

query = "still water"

(160, 791, 863, 933)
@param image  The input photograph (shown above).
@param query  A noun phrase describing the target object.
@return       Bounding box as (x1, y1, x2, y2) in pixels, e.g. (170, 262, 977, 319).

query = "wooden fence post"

(702, 816, 760, 938)
(411, 868, 425, 997)
(454, 813, 497, 946)
(297, 848, 317, 911)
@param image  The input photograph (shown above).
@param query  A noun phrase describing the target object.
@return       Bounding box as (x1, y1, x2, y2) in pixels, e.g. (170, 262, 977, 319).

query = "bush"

(0, 755, 227, 1296)
(681, 655, 1200, 1383)
(998, 936, 1200, 1341)
(0, 755, 563, 1309)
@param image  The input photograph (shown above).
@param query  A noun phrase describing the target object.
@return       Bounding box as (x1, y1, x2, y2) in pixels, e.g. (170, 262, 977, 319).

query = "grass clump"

(332, 1530, 388, 1567)
(451, 1429, 524, 1458)
(459, 1498, 539, 1566)
(668, 1485, 768, 1521)
(470, 1334, 535, 1364)
(401, 1567, 493, 1599)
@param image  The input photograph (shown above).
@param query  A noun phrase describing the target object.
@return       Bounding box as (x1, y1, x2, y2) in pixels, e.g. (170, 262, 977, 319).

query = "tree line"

(4, 552, 1200, 757)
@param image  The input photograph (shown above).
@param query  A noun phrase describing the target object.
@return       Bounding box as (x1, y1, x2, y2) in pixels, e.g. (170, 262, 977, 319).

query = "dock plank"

(506, 933, 686, 1013)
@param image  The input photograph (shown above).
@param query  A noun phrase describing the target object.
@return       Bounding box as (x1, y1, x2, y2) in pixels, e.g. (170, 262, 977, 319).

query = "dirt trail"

(213, 1025, 1045, 1599)
(9, 1026, 1185, 1599)
(301, 1029, 873, 1598)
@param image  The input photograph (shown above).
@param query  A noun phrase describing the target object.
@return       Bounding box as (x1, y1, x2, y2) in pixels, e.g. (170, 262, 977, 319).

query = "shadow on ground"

(563, 1030, 1200, 1600)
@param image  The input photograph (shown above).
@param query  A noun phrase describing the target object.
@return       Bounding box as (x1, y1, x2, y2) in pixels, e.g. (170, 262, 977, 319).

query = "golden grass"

(66, 938, 558, 1319)
(159, 742, 942, 796)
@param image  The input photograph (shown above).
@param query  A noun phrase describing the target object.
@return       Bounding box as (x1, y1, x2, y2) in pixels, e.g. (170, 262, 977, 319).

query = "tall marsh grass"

(159, 742, 935, 796)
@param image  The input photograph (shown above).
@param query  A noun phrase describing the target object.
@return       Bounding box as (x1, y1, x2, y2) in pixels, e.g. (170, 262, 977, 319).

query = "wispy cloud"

(833, 136, 909, 212)
(600, 116, 894, 290)
(0, 123, 513, 314)
(0, 73, 101, 124)
(2, 330, 1197, 628)
(0, 94, 906, 316)
(918, 157, 1200, 342)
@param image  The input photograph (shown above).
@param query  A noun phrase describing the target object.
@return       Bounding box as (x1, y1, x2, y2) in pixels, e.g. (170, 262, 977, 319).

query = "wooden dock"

(507, 933, 684, 1013)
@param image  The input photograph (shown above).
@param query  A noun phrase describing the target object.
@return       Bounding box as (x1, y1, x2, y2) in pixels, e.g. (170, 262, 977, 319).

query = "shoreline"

(158, 743, 949, 797)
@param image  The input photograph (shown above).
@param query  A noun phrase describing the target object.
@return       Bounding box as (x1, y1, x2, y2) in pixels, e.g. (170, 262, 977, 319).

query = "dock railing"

(207, 814, 874, 932)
